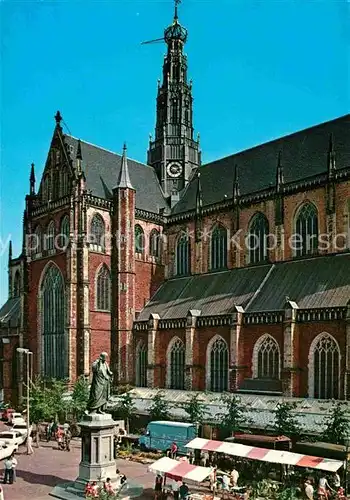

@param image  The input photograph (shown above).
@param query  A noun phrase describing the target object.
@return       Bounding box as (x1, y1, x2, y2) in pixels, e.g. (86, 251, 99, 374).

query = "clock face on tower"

(167, 162, 183, 178)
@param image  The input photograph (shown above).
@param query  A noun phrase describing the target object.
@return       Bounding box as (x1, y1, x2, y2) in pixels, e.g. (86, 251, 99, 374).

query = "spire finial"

(233, 164, 240, 203)
(30, 162, 36, 196)
(55, 110, 62, 125)
(115, 143, 134, 190)
(276, 151, 284, 191)
(328, 133, 336, 174)
(174, 0, 181, 21)
(8, 240, 12, 263)
(76, 139, 82, 160)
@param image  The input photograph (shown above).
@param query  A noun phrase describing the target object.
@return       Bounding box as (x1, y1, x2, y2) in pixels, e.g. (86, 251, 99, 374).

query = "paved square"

(2, 438, 155, 500)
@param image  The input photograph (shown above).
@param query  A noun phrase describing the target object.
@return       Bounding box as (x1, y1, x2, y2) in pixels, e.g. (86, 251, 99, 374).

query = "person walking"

(170, 442, 178, 459)
(64, 429, 71, 452)
(3, 454, 17, 484)
(27, 433, 34, 454)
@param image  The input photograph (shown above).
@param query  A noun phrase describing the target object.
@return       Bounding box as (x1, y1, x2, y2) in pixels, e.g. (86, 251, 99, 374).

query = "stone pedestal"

(50, 413, 118, 500)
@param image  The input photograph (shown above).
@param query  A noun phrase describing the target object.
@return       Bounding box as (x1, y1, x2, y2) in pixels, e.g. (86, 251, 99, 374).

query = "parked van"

(139, 421, 197, 454)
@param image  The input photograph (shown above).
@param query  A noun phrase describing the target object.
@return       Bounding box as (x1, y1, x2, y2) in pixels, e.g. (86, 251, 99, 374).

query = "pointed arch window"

(211, 225, 228, 270)
(294, 202, 319, 257)
(175, 233, 190, 276)
(33, 226, 42, 255)
(207, 337, 229, 392)
(253, 335, 280, 379)
(150, 229, 160, 258)
(135, 340, 147, 387)
(59, 215, 70, 250)
(167, 338, 185, 390)
(96, 265, 111, 311)
(135, 225, 145, 254)
(60, 169, 69, 198)
(309, 333, 340, 399)
(45, 221, 55, 251)
(41, 265, 67, 379)
(13, 271, 20, 297)
(248, 213, 269, 264)
(89, 214, 105, 252)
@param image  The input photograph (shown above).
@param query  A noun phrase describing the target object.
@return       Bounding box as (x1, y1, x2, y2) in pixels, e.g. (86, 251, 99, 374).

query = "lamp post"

(344, 434, 350, 496)
(17, 348, 33, 455)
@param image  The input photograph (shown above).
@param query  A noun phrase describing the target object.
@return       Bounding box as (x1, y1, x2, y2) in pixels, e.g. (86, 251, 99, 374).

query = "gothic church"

(1, 5, 350, 405)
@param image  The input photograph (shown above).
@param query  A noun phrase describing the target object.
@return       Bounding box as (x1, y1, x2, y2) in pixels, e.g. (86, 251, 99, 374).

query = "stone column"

(282, 300, 299, 397)
(185, 309, 201, 390)
(229, 306, 244, 391)
(147, 313, 160, 388)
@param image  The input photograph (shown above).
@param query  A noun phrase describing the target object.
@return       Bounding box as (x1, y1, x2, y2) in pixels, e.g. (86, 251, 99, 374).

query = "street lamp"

(344, 433, 350, 495)
(17, 348, 33, 455)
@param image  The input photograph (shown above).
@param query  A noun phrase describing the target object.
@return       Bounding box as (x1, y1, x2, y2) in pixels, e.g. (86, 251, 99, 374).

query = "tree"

(220, 395, 251, 435)
(29, 377, 67, 424)
(69, 376, 90, 421)
(323, 403, 350, 445)
(149, 392, 171, 421)
(273, 402, 302, 440)
(183, 394, 208, 426)
(115, 393, 136, 433)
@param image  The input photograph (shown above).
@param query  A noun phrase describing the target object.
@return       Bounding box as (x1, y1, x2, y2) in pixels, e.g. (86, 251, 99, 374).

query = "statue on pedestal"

(86, 352, 113, 414)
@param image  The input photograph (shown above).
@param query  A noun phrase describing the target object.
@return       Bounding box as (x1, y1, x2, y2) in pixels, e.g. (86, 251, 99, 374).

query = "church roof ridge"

(66, 134, 154, 170)
(203, 114, 350, 167)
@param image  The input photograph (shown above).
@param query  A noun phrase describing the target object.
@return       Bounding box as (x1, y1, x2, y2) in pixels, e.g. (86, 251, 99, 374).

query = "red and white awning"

(185, 438, 343, 473)
(149, 457, 212, 483)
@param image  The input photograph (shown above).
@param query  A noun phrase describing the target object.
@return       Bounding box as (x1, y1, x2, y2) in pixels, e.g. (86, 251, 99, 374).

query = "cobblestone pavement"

(1, 432, 155, 500)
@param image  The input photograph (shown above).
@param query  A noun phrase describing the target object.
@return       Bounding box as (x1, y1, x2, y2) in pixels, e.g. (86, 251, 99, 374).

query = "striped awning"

(149, 457, 212, 483)
(185, 438, 343, 472)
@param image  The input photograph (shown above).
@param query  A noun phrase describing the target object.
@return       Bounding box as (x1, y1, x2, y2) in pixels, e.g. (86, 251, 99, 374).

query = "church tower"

(147, 1, 201, 201)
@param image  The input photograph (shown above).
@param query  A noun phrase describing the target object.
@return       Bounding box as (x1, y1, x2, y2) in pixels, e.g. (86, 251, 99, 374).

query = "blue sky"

(0, 0, 348, 302)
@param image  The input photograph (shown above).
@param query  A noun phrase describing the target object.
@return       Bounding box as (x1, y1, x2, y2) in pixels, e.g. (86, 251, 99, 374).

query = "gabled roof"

(137, 253, 350, 320)
(0, 298, 21, 328)
(64, 136, 168, 214)
(172, 114, 350, 214)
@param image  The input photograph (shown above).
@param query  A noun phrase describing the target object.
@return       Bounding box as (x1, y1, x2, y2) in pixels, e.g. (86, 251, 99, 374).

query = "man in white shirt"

(230, 468, 239, 487)
(304, 480, 314, 500)
(222, 474, 230, 491)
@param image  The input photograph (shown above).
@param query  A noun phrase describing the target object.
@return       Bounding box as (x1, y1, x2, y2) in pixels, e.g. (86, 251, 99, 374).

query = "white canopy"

(149, 456, 212, 483)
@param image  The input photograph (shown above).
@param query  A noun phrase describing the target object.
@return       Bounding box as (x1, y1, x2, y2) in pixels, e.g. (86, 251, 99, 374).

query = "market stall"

(185, 437, 343, 472)
(149, 456, 212, 482)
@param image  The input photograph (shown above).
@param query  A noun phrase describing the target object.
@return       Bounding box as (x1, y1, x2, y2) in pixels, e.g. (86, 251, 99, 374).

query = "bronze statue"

(87, 352, 113, 414)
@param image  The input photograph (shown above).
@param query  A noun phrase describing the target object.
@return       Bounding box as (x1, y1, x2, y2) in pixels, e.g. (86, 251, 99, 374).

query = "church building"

(1, 5, 349, 405)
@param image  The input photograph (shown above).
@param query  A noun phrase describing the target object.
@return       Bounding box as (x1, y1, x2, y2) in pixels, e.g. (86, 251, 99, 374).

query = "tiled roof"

(137, 253, 350, 320)
(107, 388, 350, 434)
(0, 298, 21, 328)
(64, 136, 168, 214)
(172, 114, 350, 214)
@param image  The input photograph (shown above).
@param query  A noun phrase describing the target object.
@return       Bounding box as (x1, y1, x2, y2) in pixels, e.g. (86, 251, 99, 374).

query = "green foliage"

(273, 402, 302, 439)
(69, 376, 90, 421)
(323, 402, 350, 445)
(219, 394, 251, 434)
(29, 377, 67, 423)
(183, 394, 208, 425)
(149, 391, 171, 421)
(115, 393, 136, 433)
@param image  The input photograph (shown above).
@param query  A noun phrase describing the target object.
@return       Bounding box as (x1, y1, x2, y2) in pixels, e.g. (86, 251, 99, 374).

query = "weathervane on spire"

(174, 0, 182, 20)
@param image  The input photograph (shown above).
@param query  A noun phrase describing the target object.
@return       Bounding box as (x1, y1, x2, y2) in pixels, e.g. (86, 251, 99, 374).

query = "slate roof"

(64, 136, 168, 214)
(0, 298, 21, 328)
(137, 253, 350, 320)
(172, 114, 350, 214)
(107, 388, 350, 434)
(137, 265, 271, 320)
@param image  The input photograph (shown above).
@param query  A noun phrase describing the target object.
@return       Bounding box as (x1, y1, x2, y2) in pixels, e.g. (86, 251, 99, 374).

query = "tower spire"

(174, 0, 181, 21)
(30, 162, 36, 196)
(8, 240, 12, 264)
(115, 143, 134, 189)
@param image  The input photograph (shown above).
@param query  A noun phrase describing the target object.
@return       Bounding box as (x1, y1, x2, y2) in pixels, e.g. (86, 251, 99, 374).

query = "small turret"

(233, 164, 240, 204)
(115, 143, 134, 190)
(327, 133, 336, 178)
(195, 171, 202, 217)
(76, 139, 83, 174)
(8, 240, 12, 264)
(276, 151, 284, 192)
